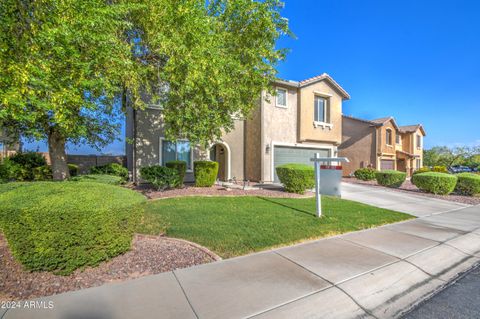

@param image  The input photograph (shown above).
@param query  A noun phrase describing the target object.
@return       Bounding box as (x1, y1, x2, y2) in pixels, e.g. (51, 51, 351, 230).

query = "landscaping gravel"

(343, 177, 480, 205)
(0, 234, 217, 301)
(137, 184, 315, 200)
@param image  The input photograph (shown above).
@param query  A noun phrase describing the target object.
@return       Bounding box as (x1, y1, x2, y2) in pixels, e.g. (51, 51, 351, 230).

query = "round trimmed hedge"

(354, 168, 376, 181)
(412, 172, 457, 195)
(375, 170, 406, 188)
(194, 161, 219, 187)
(276, 163, 314, 194)
(0, 181, 145, 275)
(455, 173, 480, 196)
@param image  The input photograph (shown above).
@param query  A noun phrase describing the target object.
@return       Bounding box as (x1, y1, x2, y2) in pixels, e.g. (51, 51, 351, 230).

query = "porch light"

(265, 144, 271, 154)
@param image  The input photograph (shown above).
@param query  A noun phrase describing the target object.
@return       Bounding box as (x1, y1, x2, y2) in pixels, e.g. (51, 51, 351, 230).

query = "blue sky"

(25, 0, 480, 154)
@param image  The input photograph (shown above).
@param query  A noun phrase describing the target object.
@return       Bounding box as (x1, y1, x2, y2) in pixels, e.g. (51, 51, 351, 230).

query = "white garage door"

(273, 146, 330, 182)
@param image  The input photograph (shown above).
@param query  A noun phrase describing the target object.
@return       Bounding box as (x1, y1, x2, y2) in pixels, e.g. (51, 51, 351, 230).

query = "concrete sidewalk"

(341, 182, 470, 217)
(3, 192, 480, 319)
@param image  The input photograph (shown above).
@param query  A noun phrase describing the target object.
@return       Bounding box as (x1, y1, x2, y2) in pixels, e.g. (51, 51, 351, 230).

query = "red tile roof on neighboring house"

(399, 124, 426, 136)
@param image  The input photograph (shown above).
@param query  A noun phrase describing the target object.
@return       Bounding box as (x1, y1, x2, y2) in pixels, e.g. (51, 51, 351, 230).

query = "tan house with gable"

(126, 73, 350, 183)
(339, 115, 426, 176)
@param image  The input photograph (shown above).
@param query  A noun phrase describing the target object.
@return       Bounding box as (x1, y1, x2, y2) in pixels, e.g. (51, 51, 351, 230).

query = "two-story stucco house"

(126, 73, 350, 183)
(338, 115, 426, 176)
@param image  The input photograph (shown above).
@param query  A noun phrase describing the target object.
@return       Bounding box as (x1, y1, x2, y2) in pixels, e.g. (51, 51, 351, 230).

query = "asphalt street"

(404, 264, 480, 319)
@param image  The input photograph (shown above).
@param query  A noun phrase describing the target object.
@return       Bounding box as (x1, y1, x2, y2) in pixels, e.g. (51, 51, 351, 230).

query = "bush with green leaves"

(0, 181, 145, 275)
(70, 174, 123, 185)
(32, 165, 53, 181)
(413, 167, 431, 175)
(194, 161, 219, 187)
(276, 163, 315, 194)
(140, 165, 180, 190)
(375, 170, 406, 188)
(432, 165, 449, 173)
(165, 161, 187, 187)
(354, 168, 376, 181)
(90, 163, 128, 181)
(7, 152, 47, 180)
(68, 164, 79, 177)
(0, 158, 27, 182)
(412, 172, 457, 195)
(455, 173, 480, 196)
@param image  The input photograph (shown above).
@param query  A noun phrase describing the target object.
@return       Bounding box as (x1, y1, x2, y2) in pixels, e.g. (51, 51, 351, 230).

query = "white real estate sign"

(311, 155, 349, 218)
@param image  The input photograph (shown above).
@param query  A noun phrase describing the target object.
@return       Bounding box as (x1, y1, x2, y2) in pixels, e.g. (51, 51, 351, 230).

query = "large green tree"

(0, 0, 142, 179)
(1, 0, 289, 180)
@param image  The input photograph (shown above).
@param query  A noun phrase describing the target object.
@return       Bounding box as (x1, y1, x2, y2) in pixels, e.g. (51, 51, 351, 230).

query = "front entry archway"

(209, 142, 231, 182)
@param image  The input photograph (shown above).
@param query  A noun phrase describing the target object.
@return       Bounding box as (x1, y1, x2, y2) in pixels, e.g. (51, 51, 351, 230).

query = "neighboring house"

(0, 127, 20, 159)
(126, 73, 350, 183)
(339, 115, 426, 176)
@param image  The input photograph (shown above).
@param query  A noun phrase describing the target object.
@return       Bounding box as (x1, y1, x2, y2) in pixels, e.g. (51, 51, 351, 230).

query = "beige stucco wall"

(338, 117, 376, 176)
(261, 86, 299, 182)
(126, 107, 203, 182)
(245, 101, 262, 181)
(218, 119, 245, 181)
(298, 80, 343, 145)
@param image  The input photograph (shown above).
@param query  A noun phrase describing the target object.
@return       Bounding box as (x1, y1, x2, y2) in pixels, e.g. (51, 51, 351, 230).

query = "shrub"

(8, 152, 46, 180)
(0, 181, 145, 275)
(194, 161, 219, 187)
(70, 174, 123, 185)
(32, 165, 53, 181)
(375, 170, 406, 188)
(165, 161, 187, 187)
(0, 158, 28, 182)
(413, 167, 431, 175)
(90, 163, 128, 181)
(68, 164, 79, 177)
(9, 152, 46, 169)
(412, 172, 457, 195)
(354, 168, 376, 181)
(455, 173, 480, 196)
(140, 165, 180, 190)
(432, 165, 449, 173)
(276, 163, 315, 194)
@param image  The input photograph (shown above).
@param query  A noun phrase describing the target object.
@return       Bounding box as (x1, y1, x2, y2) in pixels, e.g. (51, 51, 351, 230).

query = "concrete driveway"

(341, 182, 470, 217)
(3, 186, 480, 319)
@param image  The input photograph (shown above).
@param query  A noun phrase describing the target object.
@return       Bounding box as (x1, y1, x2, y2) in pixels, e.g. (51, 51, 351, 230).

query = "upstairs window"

(396, 133, 401, 144)
(275, 88, 287, 108)
(314, 96, 329, 123)
(161, 140, 192, 170)
(386, 129, 393, 145)
(416, 134, 422, 149)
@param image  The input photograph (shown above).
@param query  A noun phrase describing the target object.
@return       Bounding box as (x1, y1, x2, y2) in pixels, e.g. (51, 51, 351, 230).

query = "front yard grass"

(138, 196, 413, 258)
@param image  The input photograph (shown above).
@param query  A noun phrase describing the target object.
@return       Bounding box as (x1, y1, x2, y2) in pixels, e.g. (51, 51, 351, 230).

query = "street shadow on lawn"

(257, 196, 315, 218)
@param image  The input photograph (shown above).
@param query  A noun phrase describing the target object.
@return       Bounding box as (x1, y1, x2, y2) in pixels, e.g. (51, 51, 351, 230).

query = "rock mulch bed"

(343, 177, 480, 206)
(137, 184, 315, 200)
(0, 234, 218, 301)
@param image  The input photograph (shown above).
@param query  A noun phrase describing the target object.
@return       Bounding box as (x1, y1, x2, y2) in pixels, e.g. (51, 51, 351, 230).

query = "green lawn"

(138, 196, 413, 258)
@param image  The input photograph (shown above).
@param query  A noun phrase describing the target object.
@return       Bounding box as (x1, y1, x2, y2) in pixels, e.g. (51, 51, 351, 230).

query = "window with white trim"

(275, 88, 287, 108)
(416, 134, 422, 149)
(161, 140, 192, 170)
(386, 129, 393, 145)
(314, 96, 329, 123)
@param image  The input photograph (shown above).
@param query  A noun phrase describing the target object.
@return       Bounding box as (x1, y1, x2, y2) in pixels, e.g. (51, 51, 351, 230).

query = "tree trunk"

(48, 129, 69, 180)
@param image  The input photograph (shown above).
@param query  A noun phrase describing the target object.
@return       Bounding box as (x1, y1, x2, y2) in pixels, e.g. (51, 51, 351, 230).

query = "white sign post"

(311, 154, 349, 218)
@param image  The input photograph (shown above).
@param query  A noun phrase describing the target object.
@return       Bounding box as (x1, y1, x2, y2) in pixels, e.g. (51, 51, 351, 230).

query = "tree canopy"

(423, 146, 480, 168)
(0, 0, 290, 179)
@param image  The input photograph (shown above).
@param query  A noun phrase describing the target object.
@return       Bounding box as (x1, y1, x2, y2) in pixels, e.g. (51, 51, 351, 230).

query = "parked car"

(449, 165, 472, 173)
